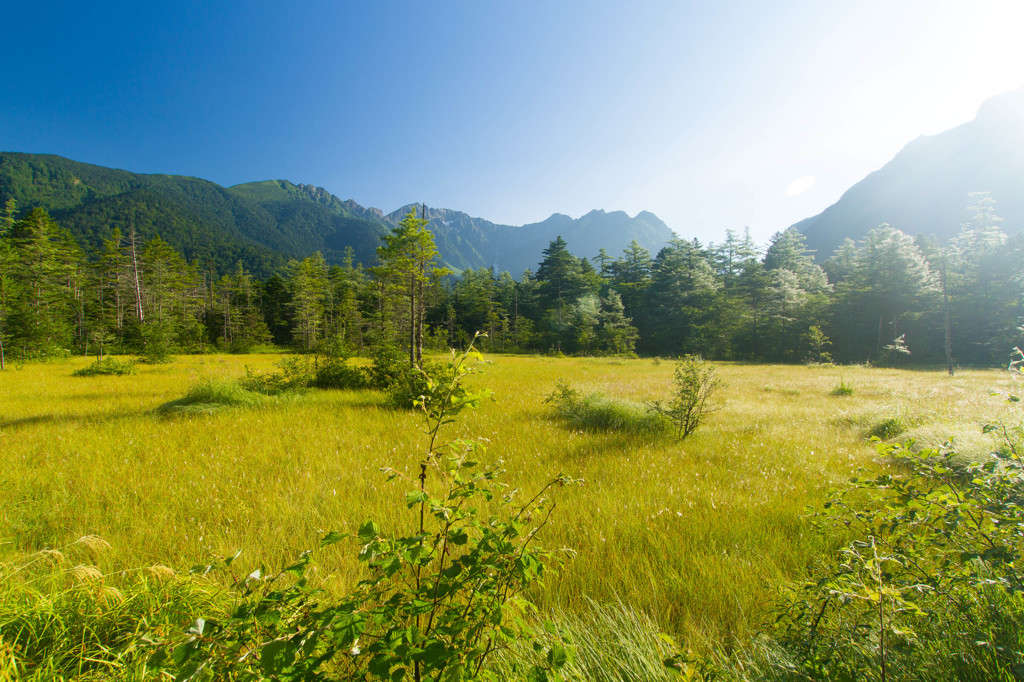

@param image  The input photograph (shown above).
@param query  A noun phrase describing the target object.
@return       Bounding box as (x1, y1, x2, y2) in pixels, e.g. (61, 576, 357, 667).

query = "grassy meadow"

(1, 352, 1018, 650)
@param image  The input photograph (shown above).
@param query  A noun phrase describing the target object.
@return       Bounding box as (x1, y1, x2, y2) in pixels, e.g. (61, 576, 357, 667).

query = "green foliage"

(310, 354, 368, 390)
(365, 337, 409, 390)
(772, 417, 1024, 680)
(239, 345, 367, 394)
(138, 322, 175, 364)
(147, 340, 576, 681)
(71, 357, 135, 376)
(651, 355, 722, 440)
(239, 356, 315, 395)
(308, 334, 368, 390)
(385, 359, 457, 410)
(807, 324, 833, 365)
(364, 336, 459, 409)
(544, 383, 666, 435)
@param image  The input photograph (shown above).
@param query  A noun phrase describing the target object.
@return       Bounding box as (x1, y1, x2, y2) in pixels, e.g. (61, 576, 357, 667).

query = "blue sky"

(3, 1, 1023, 247)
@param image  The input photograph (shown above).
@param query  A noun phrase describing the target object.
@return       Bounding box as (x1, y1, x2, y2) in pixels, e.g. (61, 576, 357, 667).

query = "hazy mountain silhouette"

(792, 85, 1024, 259)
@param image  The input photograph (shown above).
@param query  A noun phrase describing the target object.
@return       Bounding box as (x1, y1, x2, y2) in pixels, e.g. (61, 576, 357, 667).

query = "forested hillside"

(1, 193, 1020, 368)
(0, 153, 675, 278)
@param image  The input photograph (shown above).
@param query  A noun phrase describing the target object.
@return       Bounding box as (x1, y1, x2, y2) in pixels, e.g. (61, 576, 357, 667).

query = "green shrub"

(138, 322, 174, 364)
(650, 355, 722, 440)
(309, 338, 368, 390)
(239, 356, 314, 395)
(310, 355, 367, 390)
(72, 357, 135, 376)
(364, 339, 407, 390)
(383, 359, 454, 409)
(545, 383, 666, 435)
(771, 425, 1024, 681)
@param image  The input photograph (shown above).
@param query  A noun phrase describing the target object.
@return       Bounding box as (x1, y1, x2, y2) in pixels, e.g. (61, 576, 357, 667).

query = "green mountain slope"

(0, 152, 675, 278)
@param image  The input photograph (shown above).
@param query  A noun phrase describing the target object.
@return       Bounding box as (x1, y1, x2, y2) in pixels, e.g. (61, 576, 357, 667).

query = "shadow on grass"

(0, 408, 154, 430)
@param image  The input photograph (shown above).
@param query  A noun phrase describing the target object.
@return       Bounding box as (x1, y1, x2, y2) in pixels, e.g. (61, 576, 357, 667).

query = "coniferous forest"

(1, 193, 1021, 369)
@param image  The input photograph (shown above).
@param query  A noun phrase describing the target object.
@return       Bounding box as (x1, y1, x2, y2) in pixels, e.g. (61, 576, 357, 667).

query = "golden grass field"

(1, 353, 1018, 645)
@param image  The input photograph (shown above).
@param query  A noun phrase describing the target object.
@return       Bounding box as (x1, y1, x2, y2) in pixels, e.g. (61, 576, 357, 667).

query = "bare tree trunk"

(941, 250, 954, 376)
(409, 271, 416, 366)
(415, 276, 425, 365)
(130, 226, 144, 323)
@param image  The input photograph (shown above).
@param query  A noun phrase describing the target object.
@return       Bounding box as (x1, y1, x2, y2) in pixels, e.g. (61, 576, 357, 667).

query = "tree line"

(0, 195, 1020, 369)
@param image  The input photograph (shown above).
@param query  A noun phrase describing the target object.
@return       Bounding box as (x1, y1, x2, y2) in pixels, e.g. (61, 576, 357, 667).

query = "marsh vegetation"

(2, 352, 1020, 678)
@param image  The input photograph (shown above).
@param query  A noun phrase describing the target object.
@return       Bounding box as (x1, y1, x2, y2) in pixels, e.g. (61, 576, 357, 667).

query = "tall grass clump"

(157, 377, 269, 413)
(494, 600, 684, 681)
(830, 377, 854, 396)
(867, 414, 912, 440)
(0, 536, 218, 680)
(71, 357, 135, 376)
(545, 383, 666, 435)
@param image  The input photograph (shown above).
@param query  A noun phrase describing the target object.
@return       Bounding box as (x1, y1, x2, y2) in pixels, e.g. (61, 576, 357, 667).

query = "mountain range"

(0, 153, 674, 278)
(4, 85, 1023, 276)
(793, 85, 1024, 258)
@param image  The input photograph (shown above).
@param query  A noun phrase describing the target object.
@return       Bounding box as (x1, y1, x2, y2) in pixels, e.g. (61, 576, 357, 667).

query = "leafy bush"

(72, 357, 135, 376)
(138, 322, 174, 364)
(545, 383, 666, 435)
(770, 394, 1024, 680)
(309, 338, 368, 390)
(651, 355, 722, 440)
(365, 339, 408, 390)
(239, 356, 315, 395)
(309, 355, 368, 390)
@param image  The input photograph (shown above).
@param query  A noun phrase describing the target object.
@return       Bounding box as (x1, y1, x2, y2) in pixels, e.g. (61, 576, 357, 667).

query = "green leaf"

(358, 520, 381, 543)
(224, 548, 242, 567)
(283, 551, 311, 577)
(172, 639, 195, 667)
(320, 530, 345, 547)
(406, 491, 429, 506)
(260, 639, 293, 675)
(547, 644, 569, 669)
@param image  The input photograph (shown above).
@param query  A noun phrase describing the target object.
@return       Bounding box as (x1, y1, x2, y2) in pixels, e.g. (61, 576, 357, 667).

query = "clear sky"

(3, 1, 1023, 247)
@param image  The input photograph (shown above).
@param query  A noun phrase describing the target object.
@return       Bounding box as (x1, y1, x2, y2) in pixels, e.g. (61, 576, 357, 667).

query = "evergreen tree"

(597, 289, 639, 355)
(645, 238, 720, 356)
(6, 208, 82, 357)
(376, 208, 447, 365)
(535, 236, 598, 351)
(945, 193, 1019, 364)
(288, 252, 329, 351)
(831, 225, 939, 363)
